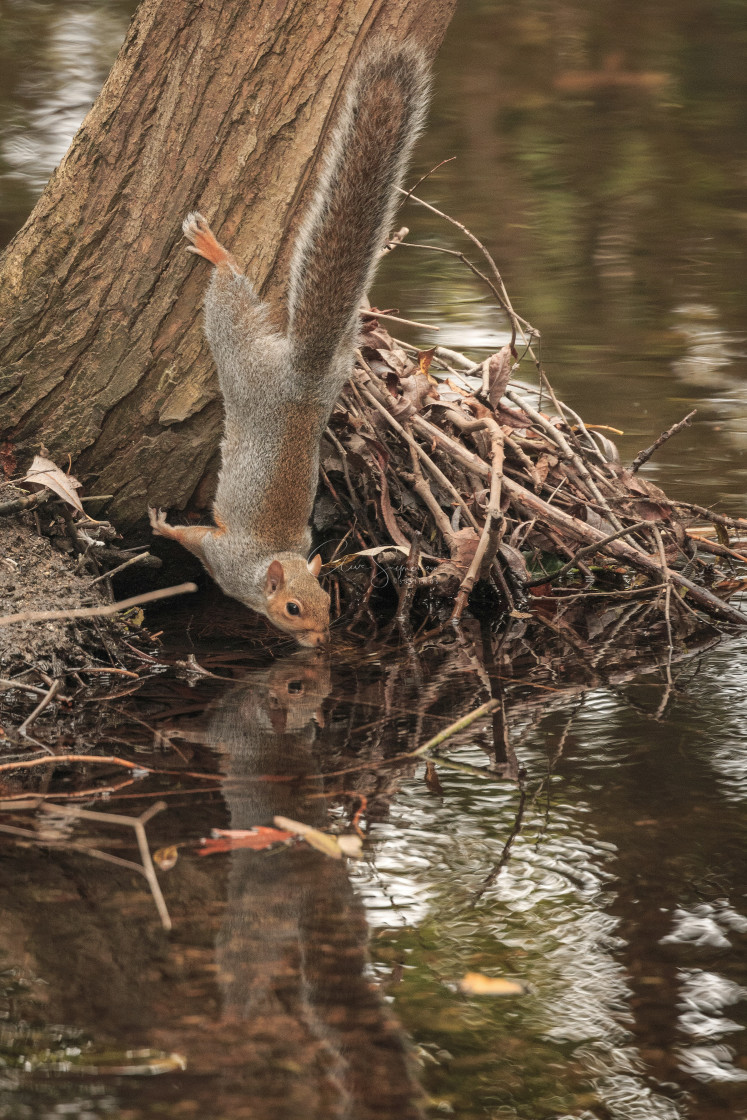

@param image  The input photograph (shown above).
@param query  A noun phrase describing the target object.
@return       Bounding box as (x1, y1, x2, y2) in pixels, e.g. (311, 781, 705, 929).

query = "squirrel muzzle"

(263, 555, 330, 647)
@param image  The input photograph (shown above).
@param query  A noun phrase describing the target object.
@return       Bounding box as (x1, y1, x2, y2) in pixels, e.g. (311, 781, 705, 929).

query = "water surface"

(1, 2, 747, 1118)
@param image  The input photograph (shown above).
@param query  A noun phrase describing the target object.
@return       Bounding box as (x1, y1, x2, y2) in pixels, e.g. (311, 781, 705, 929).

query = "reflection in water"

(0, 625, 746, 1116)
(205, 653, 424, 1119)
(671, 305, 741, 387)
(677, 969, 747, 1041)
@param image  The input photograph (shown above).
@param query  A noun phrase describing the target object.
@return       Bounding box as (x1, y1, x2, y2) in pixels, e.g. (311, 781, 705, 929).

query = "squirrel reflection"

(203, 650, 424, 1120)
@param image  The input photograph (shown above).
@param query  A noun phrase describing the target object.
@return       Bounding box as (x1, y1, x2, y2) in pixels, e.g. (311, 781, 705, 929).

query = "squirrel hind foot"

(182, 211, 209, 238)
(182, 212, 236, 269)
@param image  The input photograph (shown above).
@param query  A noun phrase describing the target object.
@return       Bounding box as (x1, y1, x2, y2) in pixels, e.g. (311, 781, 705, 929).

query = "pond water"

(1, 2, 747, 1118)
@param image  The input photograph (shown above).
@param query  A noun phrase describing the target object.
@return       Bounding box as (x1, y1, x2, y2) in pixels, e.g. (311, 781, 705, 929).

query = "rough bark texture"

(0, 0, 456, 528)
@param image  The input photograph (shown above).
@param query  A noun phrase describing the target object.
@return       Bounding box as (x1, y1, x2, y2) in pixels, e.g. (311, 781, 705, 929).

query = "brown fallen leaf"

(483, 344, 512, 409)
(424, 759, 444, 795)
(417, 346, 438, 383)
(22, 454, 84, 514)
(458, 972, 528, 997)
(452, 527, 480, 575)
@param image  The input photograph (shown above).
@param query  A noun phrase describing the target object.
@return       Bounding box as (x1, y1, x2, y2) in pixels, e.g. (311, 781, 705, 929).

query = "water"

(1, 1, 747, 1117)
(2, 624, 747, 1118)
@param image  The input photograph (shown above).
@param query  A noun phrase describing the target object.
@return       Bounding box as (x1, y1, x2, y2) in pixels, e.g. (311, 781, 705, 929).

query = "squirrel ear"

(307, 553, 322, 577)
(265, 559, 285, 596)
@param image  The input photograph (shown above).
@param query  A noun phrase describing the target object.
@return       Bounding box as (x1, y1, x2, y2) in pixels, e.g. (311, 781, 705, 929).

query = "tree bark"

(0, 0, 455, 528)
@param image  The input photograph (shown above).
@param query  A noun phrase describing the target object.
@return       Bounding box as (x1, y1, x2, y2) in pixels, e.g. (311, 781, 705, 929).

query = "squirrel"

(149, 43, 430, 647)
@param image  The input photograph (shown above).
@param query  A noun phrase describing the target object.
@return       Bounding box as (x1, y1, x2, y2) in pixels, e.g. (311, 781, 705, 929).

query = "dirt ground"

(0, 495, 132, 674)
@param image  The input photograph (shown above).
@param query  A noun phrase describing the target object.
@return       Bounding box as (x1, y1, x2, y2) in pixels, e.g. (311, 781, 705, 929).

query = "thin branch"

(526, 520, 652, 586)
(88, 552, 155, 585)
(40, 802, 171, 930)
(360, 308, 438, 331)
(631, 410, 697, 472)
(407, 698, 500, 757)
(395, 241, 518, 346)
(396, 531, 422, 623)
(18, 680, 60, 737)
(401, 156, 457, 204)
(0, 488, 52, 516)
(0, 582, 197, 627)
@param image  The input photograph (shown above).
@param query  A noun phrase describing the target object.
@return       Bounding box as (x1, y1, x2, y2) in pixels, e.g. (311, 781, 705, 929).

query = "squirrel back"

(150, 43, 430, 646)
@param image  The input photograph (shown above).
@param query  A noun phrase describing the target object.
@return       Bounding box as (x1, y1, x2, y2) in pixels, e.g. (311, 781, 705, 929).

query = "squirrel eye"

(286, 601, 301, 617)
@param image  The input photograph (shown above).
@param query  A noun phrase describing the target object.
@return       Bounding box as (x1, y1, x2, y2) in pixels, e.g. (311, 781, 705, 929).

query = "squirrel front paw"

(148, 506, 170, 536)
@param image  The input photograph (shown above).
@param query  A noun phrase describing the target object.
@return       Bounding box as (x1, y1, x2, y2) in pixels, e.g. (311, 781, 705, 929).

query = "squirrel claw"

(182, 211, 209, 243)
(148, 506, 169, 534)
(182, 211, 235, 268)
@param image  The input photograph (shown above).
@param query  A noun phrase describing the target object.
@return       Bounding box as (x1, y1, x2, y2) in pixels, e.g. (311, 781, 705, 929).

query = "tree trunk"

(0, 0, 455, 529)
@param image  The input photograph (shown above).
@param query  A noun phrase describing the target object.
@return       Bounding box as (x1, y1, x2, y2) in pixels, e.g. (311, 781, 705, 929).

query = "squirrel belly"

(150, 43, 430, 646)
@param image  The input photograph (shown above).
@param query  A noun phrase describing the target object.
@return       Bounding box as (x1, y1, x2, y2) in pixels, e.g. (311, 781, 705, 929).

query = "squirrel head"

(262, 553, 330, 647)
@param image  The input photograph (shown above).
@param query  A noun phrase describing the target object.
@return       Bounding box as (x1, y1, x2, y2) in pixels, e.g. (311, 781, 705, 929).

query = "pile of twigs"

(317, 195, 747, 633)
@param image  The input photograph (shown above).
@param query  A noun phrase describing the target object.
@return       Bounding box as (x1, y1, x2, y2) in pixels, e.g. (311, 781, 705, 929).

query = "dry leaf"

(458, 972, 527, 997)
(417, 347, 438, 384)
(498, 543, 529, 581)
(424, 759, 445, 795)
(483, 345, 512, 409)
(589, 429, 621, 463)
(153, 845, 179, 870)
(452, 528, 480, 576)
(22, 455, 84, 514)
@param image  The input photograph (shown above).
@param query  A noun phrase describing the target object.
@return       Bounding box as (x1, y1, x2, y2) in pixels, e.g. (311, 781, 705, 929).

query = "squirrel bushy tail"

(288, 44, 430, 373)
(151, 42, 430, 647)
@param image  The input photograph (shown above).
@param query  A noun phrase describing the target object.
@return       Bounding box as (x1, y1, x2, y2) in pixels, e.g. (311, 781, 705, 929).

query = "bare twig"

(0, 582, 197, 627)
(0, 753, 222, 782)
(361, 308, 438, 331)
(89, 552, 155, 585)
(395, 241, 517, 347)
(396, 531, 422, 623)
(0, 488, 52, 516)
(40, 802, 171, 930)
(397, 188, 535, 349)
(0, 676, 61, 700)
(452, 420, 505, 620)
(652, 525, 675, 674)
(408, 698, 500, 757)
(401, 156, 457, 204)
(631, 410, 697, 472)
(526, 520, 651, 586)
(18, 680, 60, 737)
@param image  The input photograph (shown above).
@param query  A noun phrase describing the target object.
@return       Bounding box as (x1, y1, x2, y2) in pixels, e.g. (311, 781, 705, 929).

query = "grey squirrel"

(149, 43, 430, 647)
